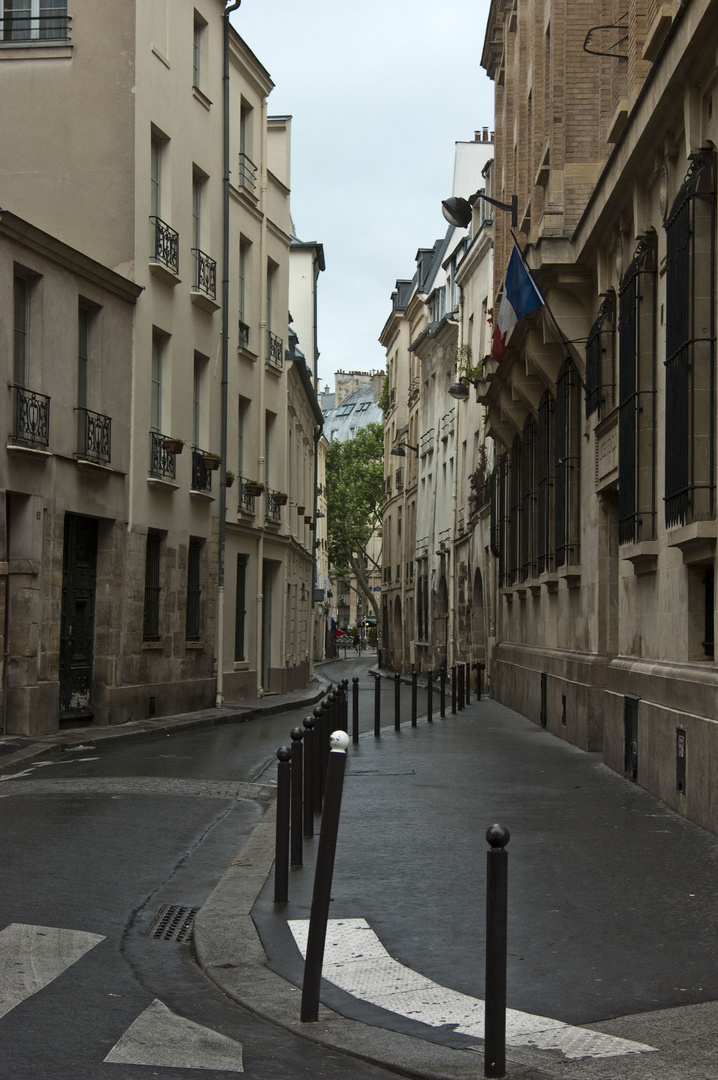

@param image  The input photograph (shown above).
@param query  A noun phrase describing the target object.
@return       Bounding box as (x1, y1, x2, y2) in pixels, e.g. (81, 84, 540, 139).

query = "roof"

(320, 385, 382, 443)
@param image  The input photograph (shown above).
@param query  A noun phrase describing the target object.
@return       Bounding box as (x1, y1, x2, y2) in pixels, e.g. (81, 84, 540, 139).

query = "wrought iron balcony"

(1, 12, 71, 43)
(191, 448, 212, 492)
(149, 216, 179, 276)
(192, 248, 216, 299)
(150, 431, 177, 480)
(395, 467, 404, 488)
(265, 490, 282, 522)
(12, 384, 50, 447)
(76, 407, 111, 464)
(267, 330, 283, 369)
(238, 152, 257, 192)
(238, 477, 256, 513)
(238, 320, 250, 349)
(408, 377, 420, 405)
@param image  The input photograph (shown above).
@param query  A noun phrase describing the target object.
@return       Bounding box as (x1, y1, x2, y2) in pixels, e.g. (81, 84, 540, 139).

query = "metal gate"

(59, 514, 98, 720)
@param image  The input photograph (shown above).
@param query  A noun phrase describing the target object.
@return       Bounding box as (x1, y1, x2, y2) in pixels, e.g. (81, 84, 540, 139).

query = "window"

(618, 234, 657, 544)
(150, 134, 162, 220)
(238, 395, 248, 480)
(239, 236, 251, 345)
(186, 537, 202, 641)
(585, 295, 616, 418)
(239, 100, 256, 191)
(192, 172, 202, 252)
(143, 531, 162, 641)
(192, 11, 207, 91)
(664, 149, 716, 528)
(555, 359, 581, 567)
(508, 436, 522, 584)
(13, 273, 29, 387)
(336, 403, 355, 416)
(521, 416, 537, 580)
(151, 330, 163, 432)
(235, 555, 247, 660)
(2, 0, 67, 41)
(537, 391, 555, 573)
(77, 302, 90, 449)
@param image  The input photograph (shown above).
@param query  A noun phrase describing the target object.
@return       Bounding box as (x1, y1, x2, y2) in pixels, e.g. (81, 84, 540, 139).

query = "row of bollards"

(272, 668, 507, 1079)
(372, 662, 483, 735)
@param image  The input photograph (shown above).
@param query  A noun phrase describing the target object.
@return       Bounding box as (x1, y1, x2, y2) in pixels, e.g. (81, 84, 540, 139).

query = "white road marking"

(104, 998, 244, 1072)
(288, 918, 657, 1061)
(0, 923, 105, 1019)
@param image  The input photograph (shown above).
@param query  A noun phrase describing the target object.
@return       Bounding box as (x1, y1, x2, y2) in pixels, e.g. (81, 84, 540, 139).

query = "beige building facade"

(481, 0, 718, 831)
(0, 0, 322, 732)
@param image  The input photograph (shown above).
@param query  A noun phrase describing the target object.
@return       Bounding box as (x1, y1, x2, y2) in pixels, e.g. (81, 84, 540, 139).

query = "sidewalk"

(194, 688, 718, 1080)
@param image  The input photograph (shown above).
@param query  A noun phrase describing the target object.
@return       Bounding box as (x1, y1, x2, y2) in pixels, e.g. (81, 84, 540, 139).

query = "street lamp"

(441, 191, 518, 229)
(390, 442, 419, 457)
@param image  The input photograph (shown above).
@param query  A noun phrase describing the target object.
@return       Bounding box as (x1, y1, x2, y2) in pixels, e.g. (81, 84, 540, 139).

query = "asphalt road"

(0, 654, 405, 1079)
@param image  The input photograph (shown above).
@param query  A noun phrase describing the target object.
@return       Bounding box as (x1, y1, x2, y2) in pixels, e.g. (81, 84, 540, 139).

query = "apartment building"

(0, 0, 321, 732)
(481, 0, 718, 831)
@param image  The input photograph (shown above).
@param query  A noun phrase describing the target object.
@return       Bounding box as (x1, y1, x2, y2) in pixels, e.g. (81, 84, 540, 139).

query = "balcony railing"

(76, 407, 111, 464)
(12, 384, 50, 446)
(408, 377, 420, 405)
(191, 448, 212, 492)
(420, 429, 434, 455)
(192, 249, 216, 299)
(238, 320, 250, 349)
(238, 152, 257, 192)
(441, 408, 456, 437)
(149, 216, 179, 275)
(395, 467, 404, 488)
(267, 330, 283, 369)
(150, 431, 177, 480)
(1, 12, 70, 43)
(238, 477, 256, 513)
(265, 490, 282, 522)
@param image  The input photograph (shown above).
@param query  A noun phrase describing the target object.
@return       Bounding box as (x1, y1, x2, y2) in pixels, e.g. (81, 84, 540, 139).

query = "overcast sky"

(231, 0, 495, 390)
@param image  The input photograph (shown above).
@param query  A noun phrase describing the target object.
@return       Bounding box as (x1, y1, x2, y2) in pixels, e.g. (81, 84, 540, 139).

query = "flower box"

(245, 481, 265, 497)
(162, 438, 184, 454)
(297, 505, 305, 515)
(274, 492, 288, 505)
(202, 454, 221, 471)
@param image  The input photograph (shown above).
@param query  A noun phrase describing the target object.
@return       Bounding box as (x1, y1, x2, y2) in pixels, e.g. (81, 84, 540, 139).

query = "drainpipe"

(312, 423, 323, 677)
(215, 0, 241, 709)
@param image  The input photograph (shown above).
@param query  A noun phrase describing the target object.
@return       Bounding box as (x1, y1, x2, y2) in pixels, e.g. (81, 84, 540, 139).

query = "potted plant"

(202, 452, 221, 471)
(297, 505, 305, 515)
(244, 479, 265, 497)
(273, 492, 288, 505)
(304, 515, 312, 525)
(162, 436, 184, 454)
(225, 470, 235, 488)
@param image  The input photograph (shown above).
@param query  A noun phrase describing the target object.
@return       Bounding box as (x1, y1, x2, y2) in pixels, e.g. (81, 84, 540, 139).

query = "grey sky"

(231, 1, 494, 388)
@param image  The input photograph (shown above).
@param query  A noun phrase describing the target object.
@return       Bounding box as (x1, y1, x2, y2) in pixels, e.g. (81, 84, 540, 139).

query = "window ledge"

(142, 640, 164, 650)
(184, 641, 205, 649)
(621, 540, 658, 574)
(190, 289, 220, 314)
(238, 345, 258, 362)
(539, 572, 559, 593)
(149, 260, 181, 288)
(190, 489, 215, 503)
(76, 458, 112, 475)
(0, 42, 71, 59)
(147, 477, 179, 493)
(233, 660, 250, 670)
(558, 566, 581, 588)
(192, 85, 212, 109)
(666, 520, 716, 564)
(7, 442, 52, 458)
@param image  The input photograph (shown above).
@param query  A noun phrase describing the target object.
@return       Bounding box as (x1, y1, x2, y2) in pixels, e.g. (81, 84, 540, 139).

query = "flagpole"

(508, 230, 579, 361)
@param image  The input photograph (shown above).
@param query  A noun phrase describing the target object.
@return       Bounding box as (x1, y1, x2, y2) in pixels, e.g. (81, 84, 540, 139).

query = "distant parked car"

(335, 628, 348, 642)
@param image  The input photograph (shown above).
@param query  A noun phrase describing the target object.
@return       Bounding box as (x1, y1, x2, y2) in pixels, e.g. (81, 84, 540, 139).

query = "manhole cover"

(146, 905, 199, 943)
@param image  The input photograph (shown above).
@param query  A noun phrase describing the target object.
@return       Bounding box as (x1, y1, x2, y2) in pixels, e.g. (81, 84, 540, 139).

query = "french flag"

(492, 243, 544, 360)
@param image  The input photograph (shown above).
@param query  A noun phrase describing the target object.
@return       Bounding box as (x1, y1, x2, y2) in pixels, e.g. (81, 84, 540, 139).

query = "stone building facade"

(0, 0, 322, 732)
(481, 0, 718, 831)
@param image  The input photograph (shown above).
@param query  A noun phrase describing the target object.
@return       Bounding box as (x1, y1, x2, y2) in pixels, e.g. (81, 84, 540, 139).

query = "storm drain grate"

(146, 904, 199, 944)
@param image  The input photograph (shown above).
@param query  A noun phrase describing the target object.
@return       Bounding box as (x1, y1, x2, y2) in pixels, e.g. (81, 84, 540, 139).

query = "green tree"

(326, 421, 383, 619)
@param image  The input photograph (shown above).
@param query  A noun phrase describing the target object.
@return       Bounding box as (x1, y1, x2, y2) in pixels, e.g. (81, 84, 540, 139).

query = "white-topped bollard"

(301, 730, 350, 1022)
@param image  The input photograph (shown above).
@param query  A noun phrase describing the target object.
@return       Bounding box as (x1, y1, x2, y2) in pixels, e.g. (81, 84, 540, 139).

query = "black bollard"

(290, 728, 304, 867)
(411, 666, 417, 727)
(340, 680, 349, 733)
(451, 665, 457, 714)
(374, 673, 381, 738)
(301, 730, 350, 1023)
(394, 671, 401, 732)
(458, 664, 465, 711)
(377, 647, 382, 669)
(427, 669, 433, 723)
(321, 694, 335, 797)
(473, 661, 480, 701)
(302, 716, 315, 837)
(274, 746, 292, 903)
(465, 663, 471, 706)
(479, 663, 485, 701)
(484, 824, 510, 1078)
(312, 705, 324, 812)
(440, 665, 446, 718)
(352, 677, 359, 744)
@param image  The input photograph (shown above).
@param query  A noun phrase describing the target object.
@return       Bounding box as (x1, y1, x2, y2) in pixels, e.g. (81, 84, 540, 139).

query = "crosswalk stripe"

(0, 923, 105, 1019)
(288, 918, 657, 1061)
(104, 999, 244, 1072)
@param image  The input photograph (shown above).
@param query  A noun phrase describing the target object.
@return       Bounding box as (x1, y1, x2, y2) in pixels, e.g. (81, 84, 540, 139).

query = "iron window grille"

(185, 538, 202, 641)
(618, 234, 657, 545)
(76, 407, 111, 464)
(238, 477, 256, 513)
(149, 216, 180, 275)
(191, 448, 212, 492)
(265, 490, 282, 522)
(267, 330, 283, 369)
(150, 431, 177, 480)
(664, 148, 716, 529)
(537, 391, 555, 574)
(12, 384, 50, 446)
(585, 294, 616, 418)
(521, 416, 537, 580)
(238, 152, 257, 192)
(395, 467, 404, 487)
(238, 320, 250, 349)
(192, 248, 217, 299)
(508, 436, 522, 585)
(1, 6, 69, 42)
(555, 359, 581, 567)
